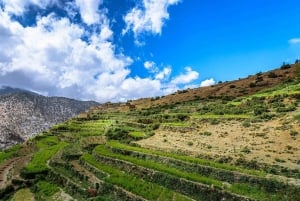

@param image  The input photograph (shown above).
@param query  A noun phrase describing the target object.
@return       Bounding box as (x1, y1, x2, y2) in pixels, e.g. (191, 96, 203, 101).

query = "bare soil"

(137, 117, 300, 170)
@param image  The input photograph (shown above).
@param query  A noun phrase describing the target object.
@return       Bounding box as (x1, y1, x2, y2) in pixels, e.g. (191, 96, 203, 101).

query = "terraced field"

(1, 67, 300, 200)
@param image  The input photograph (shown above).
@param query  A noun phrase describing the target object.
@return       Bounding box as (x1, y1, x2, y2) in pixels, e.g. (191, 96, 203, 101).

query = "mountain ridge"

(0, 87, 99, 149)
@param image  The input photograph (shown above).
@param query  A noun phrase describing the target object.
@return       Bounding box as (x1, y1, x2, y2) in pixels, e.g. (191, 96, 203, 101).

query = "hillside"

(0, 87, 98, 149)
(0, 64, 300, 200)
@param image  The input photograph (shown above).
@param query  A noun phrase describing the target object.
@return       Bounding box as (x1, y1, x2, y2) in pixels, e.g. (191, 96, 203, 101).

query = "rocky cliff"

(0, 86, 98, 149)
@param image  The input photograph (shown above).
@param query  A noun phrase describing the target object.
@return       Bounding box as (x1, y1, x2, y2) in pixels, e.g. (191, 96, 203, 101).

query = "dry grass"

(138, 115, 300, 169)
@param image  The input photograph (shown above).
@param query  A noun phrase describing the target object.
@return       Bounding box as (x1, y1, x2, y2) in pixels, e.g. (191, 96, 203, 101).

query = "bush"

(249, 83, 256, 88)
(187, 142, 193, 146)
(253, 107, 268, 116)
(294, 114, 300, 122)
(280, 63, 291, 69)
(241, 146, 251, 154)
(290, 130, 298, 137)
(242, 121, 251, 128)
(268, 72, 277, 78)
(199, 131, 212, 136)
(105, 127, 129, 140)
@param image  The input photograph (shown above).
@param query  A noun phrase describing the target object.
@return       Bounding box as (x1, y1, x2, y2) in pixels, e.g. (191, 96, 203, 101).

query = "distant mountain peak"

(0, 87, 98, 150)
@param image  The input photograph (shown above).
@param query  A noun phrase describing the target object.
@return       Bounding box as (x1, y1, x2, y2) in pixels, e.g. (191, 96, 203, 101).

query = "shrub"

(290, 130, 298, 137)
(280, 63, 291, 69)
(294, 114, 300, 122)
(105, 127, 129, 140)
(256, 76, 264, 82)
(242, 121, 251, 128)
(241, 146, 251, 154)
(176, 114, 189, 121)
(268, 72, 277, 78)
(199, 131, 212, 136)
(249, 83, 256, 88)
(253, 107, 268, 116)
(210, 119, 219, 125)
(187, 142, 193, 146)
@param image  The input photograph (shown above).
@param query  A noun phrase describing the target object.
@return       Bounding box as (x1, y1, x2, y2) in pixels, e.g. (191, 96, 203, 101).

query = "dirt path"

(0, 144, 34, 190)
(70, 160, 102, 185)
(0, 157, 19, 189)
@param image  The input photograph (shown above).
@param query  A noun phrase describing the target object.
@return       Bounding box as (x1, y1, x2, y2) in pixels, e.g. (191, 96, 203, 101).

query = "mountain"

(0, 64, 300, 200)
(0, 87, 98, 149)
(0, 86, 29, 96)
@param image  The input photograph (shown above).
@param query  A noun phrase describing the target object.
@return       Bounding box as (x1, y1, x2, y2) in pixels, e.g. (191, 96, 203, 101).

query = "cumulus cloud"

(0, 8, 132, 102)
(123, 0, 180, 39)
(155, 66, 171, 80)
(289, 38, 300, 45)
(2, 0, 55, 15)
(144, 61, 156, 69)
(75, 0, 103, 25)
(171, 67, 199, 84)
(0, 1, 201, 103)
(200, 78, 216, 87)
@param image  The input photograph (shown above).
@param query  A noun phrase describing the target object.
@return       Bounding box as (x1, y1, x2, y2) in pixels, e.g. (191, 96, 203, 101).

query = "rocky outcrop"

(0, 86, 98, 149)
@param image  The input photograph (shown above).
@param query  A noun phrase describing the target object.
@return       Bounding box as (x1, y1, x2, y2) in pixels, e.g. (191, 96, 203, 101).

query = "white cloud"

(2, 0, 104, 25)
(120, 77, 161, 100)
(155, 66, 171, 80)
(0, 8, 133, 102)
(123, 0, 180, 39)
(144, 61, 155, 69)
(75, 0, 103, 25)
(2, 0, 55, 15)
(289, 38, 300, 45)
(171, 67, 199, 84)
(200, 78, 215, 87)
(0, 1, 202, 103)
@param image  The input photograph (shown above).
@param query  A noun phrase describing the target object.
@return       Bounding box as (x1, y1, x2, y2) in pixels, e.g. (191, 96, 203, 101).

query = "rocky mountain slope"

(0, 87, 98, 149)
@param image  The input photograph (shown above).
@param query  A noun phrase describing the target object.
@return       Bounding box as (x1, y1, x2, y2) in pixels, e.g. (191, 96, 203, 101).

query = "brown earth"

(137, 115, 300, 170)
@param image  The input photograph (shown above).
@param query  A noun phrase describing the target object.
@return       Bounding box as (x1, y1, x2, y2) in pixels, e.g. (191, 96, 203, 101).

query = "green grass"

(96, 144, 293, 201)
(81, 153, 191, 201)
(129, 131, 146, 138)
(94, 145, 223, 187)
(23, 136, 68, 174)
(0, 144, 21, 164)
(191, 114, 252, 119)
(11, 188, 35, 201)
(161, 122, 190, 127)
(34, 180, 60, 200)
(231, 183, 284, 201)
(251, 82, 300, 98)
(108, 141, 265, 177)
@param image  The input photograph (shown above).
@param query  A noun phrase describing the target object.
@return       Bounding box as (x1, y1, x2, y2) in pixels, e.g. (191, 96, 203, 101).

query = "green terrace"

(81, 153, 192, 201)
(92, 143, 297, 201)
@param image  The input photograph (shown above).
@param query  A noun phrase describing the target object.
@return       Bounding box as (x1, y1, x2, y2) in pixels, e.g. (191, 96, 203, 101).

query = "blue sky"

(0, 0, 300, 102)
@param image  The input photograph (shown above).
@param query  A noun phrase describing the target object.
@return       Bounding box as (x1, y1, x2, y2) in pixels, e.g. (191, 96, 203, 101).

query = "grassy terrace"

(253, 82, 300, 97)
(94, 145, 223, 187)
(191, 114, 253, 119)
(51, 119, 113, 138)
(0, 144, 21, 164)
(22, 136, 68, 175)
(129, 131, 146, 138)
(107, 141, 265, 176)
(94, 143, 300, 201)
(81, 153, 192, 201)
